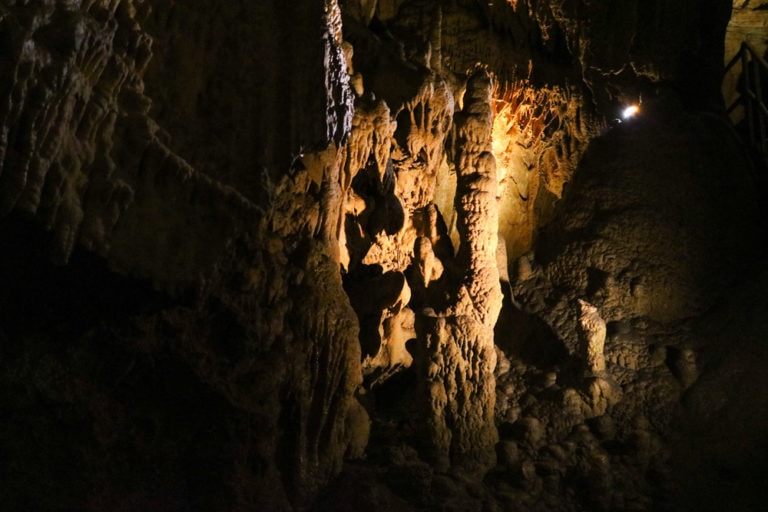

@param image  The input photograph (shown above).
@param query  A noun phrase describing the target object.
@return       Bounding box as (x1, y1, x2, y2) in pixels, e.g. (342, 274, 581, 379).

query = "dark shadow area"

(351, 155, 405, 238)
(343, 267, 406, 360)
(0, 214, 247, 511)
(0, 213, 173, 337)
(494, 283, 568, 369)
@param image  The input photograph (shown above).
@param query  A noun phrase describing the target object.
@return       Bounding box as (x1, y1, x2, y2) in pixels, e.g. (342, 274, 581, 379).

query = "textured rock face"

(515, 102, 758, 331)
(1, 1, 359, 509)
(2, 0, 763, 511)
(500, 100, 762, 510)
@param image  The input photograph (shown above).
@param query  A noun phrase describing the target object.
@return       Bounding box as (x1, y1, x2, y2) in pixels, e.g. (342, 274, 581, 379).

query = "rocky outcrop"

(496, 97, 762, 511)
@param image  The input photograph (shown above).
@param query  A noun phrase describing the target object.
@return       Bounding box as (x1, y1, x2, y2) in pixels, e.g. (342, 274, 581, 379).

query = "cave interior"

(1, 1, 768, 511)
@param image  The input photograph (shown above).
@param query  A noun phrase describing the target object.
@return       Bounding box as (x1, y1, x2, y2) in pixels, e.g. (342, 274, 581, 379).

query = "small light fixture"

(621, 104, 640, 120)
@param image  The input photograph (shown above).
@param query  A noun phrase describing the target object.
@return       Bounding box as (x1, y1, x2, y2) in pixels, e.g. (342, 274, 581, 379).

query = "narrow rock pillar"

(420, 69, 503, 472)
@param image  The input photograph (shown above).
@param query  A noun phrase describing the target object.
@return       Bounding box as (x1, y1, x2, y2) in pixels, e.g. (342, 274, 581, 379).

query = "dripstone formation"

(1, 1, 766, 511)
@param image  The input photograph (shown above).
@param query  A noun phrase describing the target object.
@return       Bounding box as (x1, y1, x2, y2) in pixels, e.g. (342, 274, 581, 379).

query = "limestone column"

(420, 68, 503, 472)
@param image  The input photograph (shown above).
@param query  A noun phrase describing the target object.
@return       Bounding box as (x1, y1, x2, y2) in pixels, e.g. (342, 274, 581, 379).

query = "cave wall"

(0, 0, 754, 510)
(1, 1, 358, 510)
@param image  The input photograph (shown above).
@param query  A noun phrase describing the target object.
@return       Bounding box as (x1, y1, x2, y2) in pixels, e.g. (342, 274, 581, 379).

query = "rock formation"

(576, 299, 606, 374)
(2, 0, 767, 511)
(414, 68, 502, 472)
(1, 1, 359, 509)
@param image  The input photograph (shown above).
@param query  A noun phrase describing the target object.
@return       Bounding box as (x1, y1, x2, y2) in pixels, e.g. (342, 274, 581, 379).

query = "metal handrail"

(725, 41, 768, 164)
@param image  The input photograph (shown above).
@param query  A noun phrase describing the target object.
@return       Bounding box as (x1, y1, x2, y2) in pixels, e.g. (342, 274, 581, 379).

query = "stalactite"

(491, 80, 594, 259)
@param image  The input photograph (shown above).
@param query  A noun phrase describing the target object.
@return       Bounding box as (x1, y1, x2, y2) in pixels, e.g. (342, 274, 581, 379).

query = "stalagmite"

(577, 298, 607, 374)
(418, 68, 503, 472)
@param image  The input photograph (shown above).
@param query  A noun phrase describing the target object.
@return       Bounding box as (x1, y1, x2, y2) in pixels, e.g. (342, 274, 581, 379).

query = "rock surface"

(2, 0, 766, 511)
(1, 1, 358, 509)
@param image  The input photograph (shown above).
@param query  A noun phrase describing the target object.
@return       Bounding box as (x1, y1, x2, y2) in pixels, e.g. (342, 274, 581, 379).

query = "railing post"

(723, 41, 768, 166)
(724, 44, 744, 120)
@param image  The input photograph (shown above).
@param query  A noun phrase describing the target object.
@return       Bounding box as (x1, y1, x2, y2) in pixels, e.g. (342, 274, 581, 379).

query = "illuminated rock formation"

(2, 1, 766, 511)
(577, 299, 606, 374)
(416, 68, 503, 472)
(502, 91, 761, 511)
